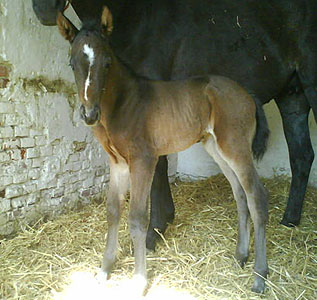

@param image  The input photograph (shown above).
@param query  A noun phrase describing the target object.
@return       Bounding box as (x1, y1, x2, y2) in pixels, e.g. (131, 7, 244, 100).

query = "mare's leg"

(99, 160, 129, 279)
(297, 19, 317, 122)
(275, 93, 314, 226)
(147, 156, 175, 250)
(209, 135, 268, 293)
(129, 156, 158, 294)
(203, 138, 250, 266)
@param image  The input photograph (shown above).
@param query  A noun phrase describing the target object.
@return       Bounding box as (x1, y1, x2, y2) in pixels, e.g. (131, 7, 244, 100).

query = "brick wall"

(0, 1, 112, 237)
(0, 65, 109, 236)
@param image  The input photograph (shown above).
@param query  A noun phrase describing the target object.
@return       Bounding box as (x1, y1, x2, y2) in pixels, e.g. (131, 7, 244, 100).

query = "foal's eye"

(104, 57, 112, 68)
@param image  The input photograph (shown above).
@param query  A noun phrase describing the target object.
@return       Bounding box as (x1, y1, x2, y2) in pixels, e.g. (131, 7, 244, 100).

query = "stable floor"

(1, 175, 316, 300)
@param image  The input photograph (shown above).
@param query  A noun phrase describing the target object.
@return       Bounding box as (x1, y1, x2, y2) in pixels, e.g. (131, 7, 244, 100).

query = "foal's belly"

(154, 134, 202, 156)
(150, 115, 209, 156)
(148, 85, 211, 155)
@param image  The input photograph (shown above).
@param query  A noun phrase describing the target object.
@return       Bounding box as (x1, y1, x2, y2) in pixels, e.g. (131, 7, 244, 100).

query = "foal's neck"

(110, 55, 136, 86)
(103, 52, 142, 107)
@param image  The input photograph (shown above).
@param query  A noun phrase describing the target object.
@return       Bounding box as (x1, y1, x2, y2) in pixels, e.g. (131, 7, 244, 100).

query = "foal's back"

(146, 75, 256, 156)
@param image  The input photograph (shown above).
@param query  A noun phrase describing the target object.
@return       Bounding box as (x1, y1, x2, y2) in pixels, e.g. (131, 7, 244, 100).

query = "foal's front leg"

(129, 156, 158, 295)
(98, 160, 129, 280)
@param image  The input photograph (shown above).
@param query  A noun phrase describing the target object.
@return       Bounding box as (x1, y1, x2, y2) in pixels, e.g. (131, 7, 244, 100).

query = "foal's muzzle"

(80, 105, 101, 126)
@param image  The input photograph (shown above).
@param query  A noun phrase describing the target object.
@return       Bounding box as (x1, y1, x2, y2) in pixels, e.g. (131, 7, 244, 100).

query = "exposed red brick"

(20, 149, 26, 159)
(0, 65, 9, 77)
(81, 189, 91, 197)
(0, 78, 9, 88)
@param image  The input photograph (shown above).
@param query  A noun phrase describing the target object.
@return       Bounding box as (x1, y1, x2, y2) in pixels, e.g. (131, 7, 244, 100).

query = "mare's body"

(33, 0, 317, 249)
(57, 9, 269, 294)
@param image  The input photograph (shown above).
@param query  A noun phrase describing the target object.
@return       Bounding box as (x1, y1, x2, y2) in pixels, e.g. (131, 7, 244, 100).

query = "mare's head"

(32, 0, 67, 25)
(57, 7, 114, 126)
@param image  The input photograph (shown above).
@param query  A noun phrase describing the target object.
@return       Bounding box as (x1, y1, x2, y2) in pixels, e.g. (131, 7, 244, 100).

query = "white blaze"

(84, 70, 91, 102)
(83, 44, 95, 101)
(83, 44, 95, 65)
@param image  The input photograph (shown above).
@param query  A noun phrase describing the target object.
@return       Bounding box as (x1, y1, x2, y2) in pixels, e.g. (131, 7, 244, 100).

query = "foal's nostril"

(80, 105, 101, 126)
(80, 105, 86, 121)
(92, 106, 101, 124)
(95, 108, 101, 121)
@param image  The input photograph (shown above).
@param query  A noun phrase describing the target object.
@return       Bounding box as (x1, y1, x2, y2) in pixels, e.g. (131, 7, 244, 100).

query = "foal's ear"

(57, 12, 78, 42)
(101, 6, 113, 35)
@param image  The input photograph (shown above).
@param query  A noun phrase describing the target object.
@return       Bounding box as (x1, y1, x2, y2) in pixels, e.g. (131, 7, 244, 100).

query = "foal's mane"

(78, 20, 149, 82)
(79, 20, 105, 38)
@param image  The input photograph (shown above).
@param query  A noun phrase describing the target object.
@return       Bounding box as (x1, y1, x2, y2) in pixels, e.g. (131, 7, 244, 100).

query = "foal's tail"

(252, 98, 270, 161)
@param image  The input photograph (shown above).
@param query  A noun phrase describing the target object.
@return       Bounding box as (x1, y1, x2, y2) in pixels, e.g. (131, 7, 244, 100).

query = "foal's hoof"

(131, 274, 148, 297)
(251, 278, 266, 294)
(237, 257, 248, 268)
(235, 253, 249, 268)
(95, 270, 109, 284)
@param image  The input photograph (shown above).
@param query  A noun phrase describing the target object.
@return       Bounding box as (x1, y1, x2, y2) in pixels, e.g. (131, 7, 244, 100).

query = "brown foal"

(57, 6, 269, 295)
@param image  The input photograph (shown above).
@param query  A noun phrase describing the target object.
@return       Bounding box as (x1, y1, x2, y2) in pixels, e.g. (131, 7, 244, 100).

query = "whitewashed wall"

(0, 1, 108, 236)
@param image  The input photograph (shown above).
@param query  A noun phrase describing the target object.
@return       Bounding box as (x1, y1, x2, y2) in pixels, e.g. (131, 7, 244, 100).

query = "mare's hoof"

(95, 270, 109, 284)
(280, 217, 300, 227)
(146, 219, 173, 251)
(147, 226, 168, 251)
(146, 211, 174, 251)
(146, 230, 158, 251)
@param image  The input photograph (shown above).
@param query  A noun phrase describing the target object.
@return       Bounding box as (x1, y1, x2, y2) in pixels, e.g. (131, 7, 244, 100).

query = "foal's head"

(57, 7, 114, 126)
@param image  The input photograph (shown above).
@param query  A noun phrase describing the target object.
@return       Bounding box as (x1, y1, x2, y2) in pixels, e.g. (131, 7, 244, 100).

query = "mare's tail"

(252, 98, 270, 161)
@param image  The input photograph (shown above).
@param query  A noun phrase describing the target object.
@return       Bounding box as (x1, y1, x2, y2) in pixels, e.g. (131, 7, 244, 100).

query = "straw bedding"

(1, 175, 316, 300)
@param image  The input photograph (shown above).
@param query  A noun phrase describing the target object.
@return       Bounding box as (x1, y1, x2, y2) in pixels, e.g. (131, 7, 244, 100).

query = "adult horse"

(32, 0, 317, 250)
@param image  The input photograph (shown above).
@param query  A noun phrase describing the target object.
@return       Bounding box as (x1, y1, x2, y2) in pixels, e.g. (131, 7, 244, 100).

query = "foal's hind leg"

(206, 135, 268, 293)
(224, 154, 268, 293)
(98, 159, 129, 280)
(203, 137, 251, 266)
(235, 165, 268, 293)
